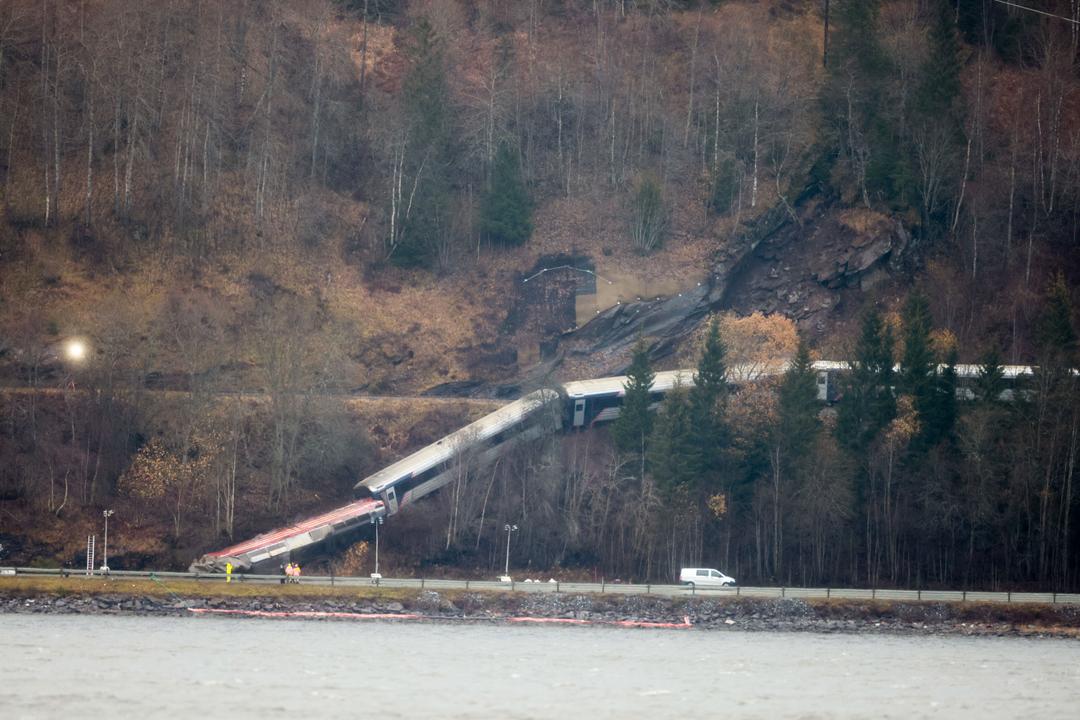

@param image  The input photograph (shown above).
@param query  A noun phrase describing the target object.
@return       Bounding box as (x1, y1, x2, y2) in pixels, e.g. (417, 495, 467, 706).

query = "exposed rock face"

(423, 202, 910, 392)
(808, 209, 909, 289)
(723, 205, 909, 337)
(555, 203, 794, 376)
(558, 203, 911, 375)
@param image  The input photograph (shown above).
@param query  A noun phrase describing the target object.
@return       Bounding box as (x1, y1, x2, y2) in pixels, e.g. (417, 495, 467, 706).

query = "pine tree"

(956, 0, 989, 46)
(392, 17, 453, 268)
(403, 19, 448, 153)
(975, 347, 1006, 404)
(648, 385, 699, 498)
(899, 293, 935, 401)
(822, 0, 901, 204)
(612, 338, 655, 458)
(777, 339, 822, 462)
(915, 1, 962, 121)
(899, 292, 938, 453)
(1037, 272, 1078, 368)
(480, 144, 532, 247)
(1032, 273, 1078, 428)
(837, 310, 896, 452)
(691, 317, 728, 411)
(689, 317, 729, 489)
(923, 347, 959, 447)
(831, 0, 887, 80)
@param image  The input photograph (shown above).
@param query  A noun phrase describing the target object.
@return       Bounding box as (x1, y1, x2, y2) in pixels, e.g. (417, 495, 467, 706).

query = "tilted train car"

(190, 498, 384, 573)
(356, 388, 563, 515)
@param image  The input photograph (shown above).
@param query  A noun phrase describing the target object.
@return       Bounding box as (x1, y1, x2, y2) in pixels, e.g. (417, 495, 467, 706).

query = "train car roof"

(563, 369, 696, 398)
(813, 360, 1035, 379)
(204, 497, 382, 559)
(356, 388, 560, 493)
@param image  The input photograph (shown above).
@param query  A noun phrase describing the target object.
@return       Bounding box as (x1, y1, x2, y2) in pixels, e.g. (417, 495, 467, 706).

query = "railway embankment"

(2, 578, 1079, 637)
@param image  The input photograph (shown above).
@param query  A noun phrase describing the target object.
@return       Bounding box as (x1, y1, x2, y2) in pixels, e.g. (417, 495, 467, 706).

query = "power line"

(521, 265, 613, 285)
(992, 0, 1080, 25)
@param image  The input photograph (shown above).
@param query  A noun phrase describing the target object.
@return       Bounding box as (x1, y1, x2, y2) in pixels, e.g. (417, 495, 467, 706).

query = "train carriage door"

(573, 398, 586, 427)
(384, 486, 399, 515)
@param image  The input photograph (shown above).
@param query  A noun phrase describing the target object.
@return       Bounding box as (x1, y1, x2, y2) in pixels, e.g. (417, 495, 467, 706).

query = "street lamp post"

(503, 524, 518, 578)
(102, 509, 114, 572)
(371, 516, 384, 584)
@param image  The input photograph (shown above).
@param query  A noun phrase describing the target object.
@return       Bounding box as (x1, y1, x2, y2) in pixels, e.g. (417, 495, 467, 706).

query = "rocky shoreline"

(3, 588, 1079, 638)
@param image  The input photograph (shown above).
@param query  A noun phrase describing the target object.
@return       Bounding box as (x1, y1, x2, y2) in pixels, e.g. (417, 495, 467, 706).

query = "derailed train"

(192, 361, 1035, 573)
(191, 370, 696, 572)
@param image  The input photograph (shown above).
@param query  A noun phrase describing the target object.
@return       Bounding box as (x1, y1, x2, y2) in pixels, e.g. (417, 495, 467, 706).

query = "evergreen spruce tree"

(648, 386, 699, 498)
(1032, 273, 1078, 422)
(480, 145, 532, 247)
(831, 0, 887, 79)
(899, 292, 935, 402)
(924, 347, 959, 447)
(392, 17, 453, 268)
(612, 338, 655, 458)
(975, 347, 1006, 405)
(1037, 272, 1078, 368)
(899, 292, 939, 452)
(691, 317, 728, 411)
(915, 1, 962, 121)
(823, 0, 902, 204)
(777, 339, 822, 462)
(709, 158, 738, 215)
(689, 317, 729, 489)
(956, 0, 989, 46)
(837, 309, 896, 452)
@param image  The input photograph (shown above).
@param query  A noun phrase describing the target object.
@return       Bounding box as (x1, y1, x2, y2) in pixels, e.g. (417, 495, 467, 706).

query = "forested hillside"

(0, 0, 1078, 589)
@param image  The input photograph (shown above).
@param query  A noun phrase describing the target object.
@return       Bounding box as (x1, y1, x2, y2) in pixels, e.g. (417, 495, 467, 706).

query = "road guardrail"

(2, 567, 1078, 604)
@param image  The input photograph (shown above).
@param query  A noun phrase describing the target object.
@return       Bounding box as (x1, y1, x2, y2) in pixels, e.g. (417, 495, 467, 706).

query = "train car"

(563, 369, 696, 428)
(194, 359, 1044, 573)
(189, 498, 384, 573)
(811, 361, 1037, 405)
(356, 388, 562, 515)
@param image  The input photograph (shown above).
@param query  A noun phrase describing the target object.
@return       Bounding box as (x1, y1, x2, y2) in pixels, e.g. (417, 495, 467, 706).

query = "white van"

(679, 567, 736, 588)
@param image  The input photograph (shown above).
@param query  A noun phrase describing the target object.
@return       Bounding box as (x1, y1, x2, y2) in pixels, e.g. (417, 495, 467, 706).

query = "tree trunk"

(683, 10, 701, 148)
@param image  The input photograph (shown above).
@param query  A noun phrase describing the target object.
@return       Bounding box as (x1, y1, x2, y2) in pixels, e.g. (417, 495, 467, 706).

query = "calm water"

(1, 614, 1078, 719)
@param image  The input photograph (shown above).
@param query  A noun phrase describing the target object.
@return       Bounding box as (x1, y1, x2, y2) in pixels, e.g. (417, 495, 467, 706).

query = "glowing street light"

(64, 339, 87, 362)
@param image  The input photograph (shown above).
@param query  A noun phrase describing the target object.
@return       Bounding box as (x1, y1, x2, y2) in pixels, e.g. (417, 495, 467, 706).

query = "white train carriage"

(356, 389, 562, 515)
(563, 370, 696, 428)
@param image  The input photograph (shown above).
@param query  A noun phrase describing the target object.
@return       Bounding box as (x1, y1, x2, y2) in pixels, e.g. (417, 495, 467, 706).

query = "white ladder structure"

(86, 535, 95, 576)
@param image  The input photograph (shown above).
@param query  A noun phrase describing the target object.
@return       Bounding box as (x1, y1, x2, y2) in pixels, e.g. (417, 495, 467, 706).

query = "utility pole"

(503, 524, 519, 578)
(371, 516, 384, 584)
(102, 509, 114, 571)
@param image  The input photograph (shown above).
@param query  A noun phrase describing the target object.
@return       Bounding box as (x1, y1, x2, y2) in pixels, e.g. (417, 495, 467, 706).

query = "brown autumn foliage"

(0, 1, 1077, 590)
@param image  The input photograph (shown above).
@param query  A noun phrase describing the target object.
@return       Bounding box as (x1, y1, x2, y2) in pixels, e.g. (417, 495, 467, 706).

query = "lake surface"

(2, 614, 1078, 719)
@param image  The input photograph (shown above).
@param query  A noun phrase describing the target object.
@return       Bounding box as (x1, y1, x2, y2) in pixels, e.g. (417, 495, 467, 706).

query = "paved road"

(5, 568, 1079, 605)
